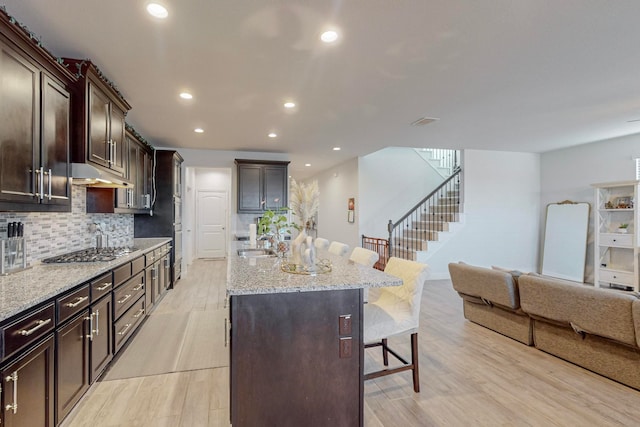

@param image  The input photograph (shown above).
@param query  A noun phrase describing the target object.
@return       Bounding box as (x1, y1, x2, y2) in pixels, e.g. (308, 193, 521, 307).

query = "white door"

(196, 191, 227, 258)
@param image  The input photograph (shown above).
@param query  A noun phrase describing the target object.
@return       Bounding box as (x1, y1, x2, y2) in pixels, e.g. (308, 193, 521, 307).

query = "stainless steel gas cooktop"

(42, 247, 139, 263)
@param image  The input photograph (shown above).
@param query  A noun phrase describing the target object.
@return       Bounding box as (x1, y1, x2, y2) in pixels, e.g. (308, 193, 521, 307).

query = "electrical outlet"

(339, 337, 352, 358)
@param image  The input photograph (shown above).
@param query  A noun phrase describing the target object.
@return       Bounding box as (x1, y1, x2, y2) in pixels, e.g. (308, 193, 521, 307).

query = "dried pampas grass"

(290, 179, 319, 228)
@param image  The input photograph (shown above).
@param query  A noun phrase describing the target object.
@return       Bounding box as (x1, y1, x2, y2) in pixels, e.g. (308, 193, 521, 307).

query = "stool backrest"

(349, 247, 379, 267)
(382, 257, 430, 320)
(314, 237, 330, 251)
(328, 241, 350, 257)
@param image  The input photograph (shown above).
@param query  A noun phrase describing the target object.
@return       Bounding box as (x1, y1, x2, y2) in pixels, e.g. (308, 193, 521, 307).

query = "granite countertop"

(227, 242, 402, 295)
(0, 237, 171, 323)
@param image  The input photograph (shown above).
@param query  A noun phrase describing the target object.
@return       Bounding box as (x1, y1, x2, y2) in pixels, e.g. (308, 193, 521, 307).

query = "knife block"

(1, 237, 27, 275)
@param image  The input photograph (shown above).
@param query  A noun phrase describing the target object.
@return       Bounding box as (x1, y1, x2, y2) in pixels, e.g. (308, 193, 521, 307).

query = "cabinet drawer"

(57, 285, 90, 324)
(132, 256, 145, 275)
(113, 271, 145, 319)
(114, 296, 145, 353)
(145, 250, 156, 266)
(91, 272, 113, 301)
(600, 269, 635, 286)
(2, 303, 55, 358)
(600, 233, 633, 247)
(113, 262, 132, 288)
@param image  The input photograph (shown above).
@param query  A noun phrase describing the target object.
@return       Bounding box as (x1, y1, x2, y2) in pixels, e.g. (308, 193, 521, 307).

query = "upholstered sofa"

(448, 262, 533, 345)
(448, 262, 640, 390)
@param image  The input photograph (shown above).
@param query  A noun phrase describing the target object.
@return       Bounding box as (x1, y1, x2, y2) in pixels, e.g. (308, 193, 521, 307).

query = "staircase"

(388, 167, 463, 262)
(414, 148, 459, 178)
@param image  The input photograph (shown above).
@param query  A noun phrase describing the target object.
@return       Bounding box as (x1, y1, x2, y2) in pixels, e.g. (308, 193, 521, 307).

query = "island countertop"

(227, 242, 402, 295)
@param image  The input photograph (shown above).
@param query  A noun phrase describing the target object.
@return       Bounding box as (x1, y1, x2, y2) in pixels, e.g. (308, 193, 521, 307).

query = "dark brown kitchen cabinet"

(235, 159, 289, 213)
(56, 313, 89, 424)
(1, 335, 55, 427)
(230, 289, 363, 426)
(0, 10, 74, 212)
(89, 294, 112, 383)
(63, 58, 131, 179)
(115, 129, 153, 212)
(135, 150, 183, 285)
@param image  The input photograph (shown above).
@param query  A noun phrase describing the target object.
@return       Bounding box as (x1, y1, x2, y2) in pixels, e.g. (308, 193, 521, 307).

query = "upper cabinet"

(235, 159, 289, 213)
(0, 9, 75, 212)
(63, 58, 132, 178)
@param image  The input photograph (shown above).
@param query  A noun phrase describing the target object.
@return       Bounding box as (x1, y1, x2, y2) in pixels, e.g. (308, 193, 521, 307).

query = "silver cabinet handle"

(133, 283, 144, 291)
(96, 282, 111, 291)
(47, 168, 52, 200)
(107, 140, 112, 165)
(117, 294, 132, 304)
(133, 308, 145, 319)
(86, 314, 94, 341)
(224, 318, 230, 347)
(117, 323, 132, 336)
(65, 296, 89, 308)
(35, 167, 44, 199)
(94, 309, 100, 336)
(5, 371, 18, 414)
(113, 140, 117, 166)
(19, 318, 52, 336)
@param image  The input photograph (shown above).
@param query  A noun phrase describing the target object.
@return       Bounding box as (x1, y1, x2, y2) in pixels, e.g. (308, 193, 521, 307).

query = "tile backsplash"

(0, 186, 133, 264)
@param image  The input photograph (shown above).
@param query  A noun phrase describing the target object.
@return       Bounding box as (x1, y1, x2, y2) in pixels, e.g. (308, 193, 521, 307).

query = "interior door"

(196, 190, 227, 258)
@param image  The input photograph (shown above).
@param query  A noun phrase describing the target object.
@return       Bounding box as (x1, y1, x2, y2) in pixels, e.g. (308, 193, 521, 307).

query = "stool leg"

(382, 338, 389, 366)
(411, 333, 420, 393)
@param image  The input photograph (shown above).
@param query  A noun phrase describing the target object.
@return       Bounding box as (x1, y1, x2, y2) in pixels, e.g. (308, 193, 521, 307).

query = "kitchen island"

(227, 244, 401, 427)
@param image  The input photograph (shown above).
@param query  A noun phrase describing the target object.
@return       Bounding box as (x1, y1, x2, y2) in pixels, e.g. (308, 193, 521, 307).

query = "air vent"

(410, 117, 439, 126)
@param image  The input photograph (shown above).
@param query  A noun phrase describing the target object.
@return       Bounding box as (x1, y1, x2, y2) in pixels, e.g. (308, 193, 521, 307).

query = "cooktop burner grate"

(42, 247, 139, 263)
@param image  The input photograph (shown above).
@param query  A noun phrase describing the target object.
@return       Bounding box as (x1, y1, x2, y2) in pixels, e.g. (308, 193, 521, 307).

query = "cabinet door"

(0, 41, 40, 204)
(89, 296, 113, 383)
(144, 149, 153, 209)
(41, 75, 71, 206)
(237, 164, 263, 212)
(1, 335, 55, 427)
(145, 267, 155, 312)
(264, 165, 287, 210)
(87, 82, 110, 169)
(56, 313, 90, 424)
(109, 106, 126, 176)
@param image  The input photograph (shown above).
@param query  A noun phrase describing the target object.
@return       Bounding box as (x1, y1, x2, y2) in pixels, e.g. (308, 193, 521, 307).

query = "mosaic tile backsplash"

(0, 186, 134, 264)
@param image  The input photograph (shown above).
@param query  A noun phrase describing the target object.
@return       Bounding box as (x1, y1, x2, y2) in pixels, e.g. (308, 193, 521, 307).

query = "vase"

(291, 229, 307, 265)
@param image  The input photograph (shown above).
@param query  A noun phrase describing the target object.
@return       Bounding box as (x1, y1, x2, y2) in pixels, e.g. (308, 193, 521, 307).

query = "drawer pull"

(133, 283, 144, 291)
(86, 314, 94, 341)
(118, 323, 132, 335)
(118, 294, 132, 304)
(94, 309, 100, 336)
(65, 296, 89, 308)
(5, 371, 18, 414)
(96, 282, 111, 291)
(19, 318, 52, 336)
(133, 308, 145, 318)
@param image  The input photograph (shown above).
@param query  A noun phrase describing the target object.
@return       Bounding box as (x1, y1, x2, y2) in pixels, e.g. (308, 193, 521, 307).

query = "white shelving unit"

(592, 180, 640, 292)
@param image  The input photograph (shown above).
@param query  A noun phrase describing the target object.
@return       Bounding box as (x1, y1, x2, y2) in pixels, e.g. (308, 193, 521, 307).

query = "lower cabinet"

(56, 313, 90, 424)
(1, 335, 55, 427)
(89, 295, 113, 384)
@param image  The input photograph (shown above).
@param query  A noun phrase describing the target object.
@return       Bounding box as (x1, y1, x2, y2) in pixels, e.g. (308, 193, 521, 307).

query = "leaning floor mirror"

(541, 201, 590, 282)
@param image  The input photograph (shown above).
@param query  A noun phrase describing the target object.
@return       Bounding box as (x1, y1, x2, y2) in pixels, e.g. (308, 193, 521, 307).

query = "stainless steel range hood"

(71, 163, 133, 188)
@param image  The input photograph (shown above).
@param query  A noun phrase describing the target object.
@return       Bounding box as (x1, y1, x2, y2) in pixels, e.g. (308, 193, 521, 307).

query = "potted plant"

(257, 208, 300, 253)
(618, 223, 629, 233)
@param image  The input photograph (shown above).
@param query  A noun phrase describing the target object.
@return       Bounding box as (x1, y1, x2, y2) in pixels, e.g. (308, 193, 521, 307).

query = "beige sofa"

(448, 262, 533, 345)
(448, 262, 640, 390)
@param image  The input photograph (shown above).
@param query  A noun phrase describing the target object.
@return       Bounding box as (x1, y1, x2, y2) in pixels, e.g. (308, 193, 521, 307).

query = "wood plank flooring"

(62, 259, 640, 426)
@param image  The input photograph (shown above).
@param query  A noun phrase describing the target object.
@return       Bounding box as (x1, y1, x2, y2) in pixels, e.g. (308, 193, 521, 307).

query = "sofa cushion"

(448, 262, 520, 310)
(519, 275, 638, 347)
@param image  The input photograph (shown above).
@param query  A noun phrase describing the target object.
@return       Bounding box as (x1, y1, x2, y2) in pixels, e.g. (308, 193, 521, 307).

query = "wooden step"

(420, 212, 459, 222)
(391, 237, 428, 251)
(429, 204, 460, 214)
(401, 229, 440, 240)
(411, 220, 450, 232)
(388, 247, 417, 261)
(438, 197, 459, 204)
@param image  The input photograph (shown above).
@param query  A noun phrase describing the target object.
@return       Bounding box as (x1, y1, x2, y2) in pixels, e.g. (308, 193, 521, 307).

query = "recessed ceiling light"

(268, 133, 277, 138)
(194, 128, 204, 133)
(146, 3, 168, 18)
(179, 92, 193, 100)
(333, 147, 341, 151)
(320, 30, 339, 43)
(305, 163, 311, 167)
(284, 102, 296, 109)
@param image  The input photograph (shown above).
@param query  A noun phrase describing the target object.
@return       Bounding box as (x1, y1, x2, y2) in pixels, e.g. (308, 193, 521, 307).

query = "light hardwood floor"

(63, 260, 640, 426)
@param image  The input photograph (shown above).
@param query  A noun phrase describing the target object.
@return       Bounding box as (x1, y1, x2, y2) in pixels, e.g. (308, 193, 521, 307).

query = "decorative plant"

(619, 223, 629, 229)
(257, 208, 299, 239)
(289, 179, 320, 231)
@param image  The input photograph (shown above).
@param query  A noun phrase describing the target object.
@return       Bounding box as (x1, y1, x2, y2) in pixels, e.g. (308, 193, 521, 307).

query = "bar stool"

(328, 241, 350, 257)
(363, 257, 430, 392)
(349, 247, 379, 268)
(314, 237, 330, 251)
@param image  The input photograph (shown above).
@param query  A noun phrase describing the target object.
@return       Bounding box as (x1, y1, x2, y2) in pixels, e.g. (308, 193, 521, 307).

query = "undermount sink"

(237, 248, 277, 258)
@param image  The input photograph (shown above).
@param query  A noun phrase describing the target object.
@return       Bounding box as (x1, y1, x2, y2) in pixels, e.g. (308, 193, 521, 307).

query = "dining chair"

(328, 241, 350, 257)
(314, 237, 330, 251)
(363, 257, 430, 392)
(349, 247, 379, 267)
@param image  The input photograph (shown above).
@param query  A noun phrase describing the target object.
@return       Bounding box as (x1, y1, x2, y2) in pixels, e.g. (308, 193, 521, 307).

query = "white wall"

(306, 158, 360, 251)
(425, 150, 541, 279)
(359, 147, 446, 239)
(540, 133, 640, 283)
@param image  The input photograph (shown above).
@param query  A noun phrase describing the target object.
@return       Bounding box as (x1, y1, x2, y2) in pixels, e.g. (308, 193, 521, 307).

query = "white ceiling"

(4, 1, 640, 178)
